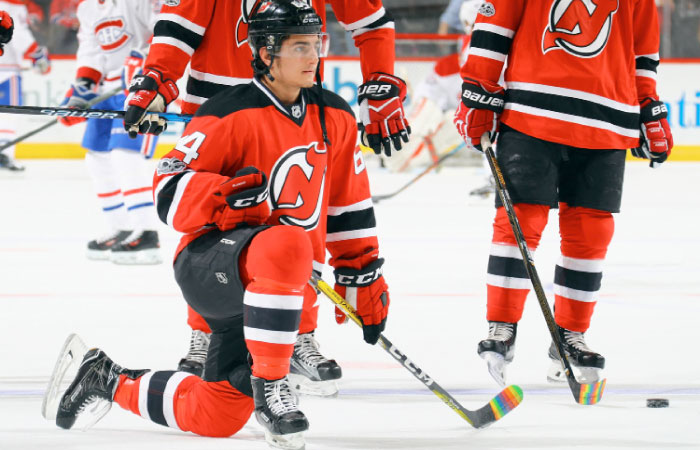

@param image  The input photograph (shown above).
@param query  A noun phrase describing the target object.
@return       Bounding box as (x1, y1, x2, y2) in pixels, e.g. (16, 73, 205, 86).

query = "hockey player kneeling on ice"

(59, 0, 162, 265)
(44, 2, 391, 448)
(454, 0, 673, 386)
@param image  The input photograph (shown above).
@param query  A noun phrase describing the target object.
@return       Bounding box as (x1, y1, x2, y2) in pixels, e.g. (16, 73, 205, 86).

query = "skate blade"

(110, 250, 162, 265)
(287, 373, 339, 397)
(86, 250, 111, 261)
(76, 398, 113, 431)
(264, 430, 305, 450)
(42, 334, 88, 420)
(547, 359, 602, 384)
(480, 351, 508, 387)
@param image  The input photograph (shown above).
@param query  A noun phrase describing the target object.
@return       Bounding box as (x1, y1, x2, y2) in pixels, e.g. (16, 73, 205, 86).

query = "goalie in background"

(384, 0, 495, 197)
(0, 1, 50, 171)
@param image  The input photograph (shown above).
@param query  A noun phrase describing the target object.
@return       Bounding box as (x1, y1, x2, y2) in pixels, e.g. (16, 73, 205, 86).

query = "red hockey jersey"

(148, 0, 396, 114)
(461, 0, 661, 150)
(153, 80, 378, 273)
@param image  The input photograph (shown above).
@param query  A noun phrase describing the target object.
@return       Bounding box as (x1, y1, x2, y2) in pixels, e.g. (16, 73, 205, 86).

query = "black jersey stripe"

(361, 11, 394, 30)
(153, 20, 203, 51)
(470, 30, 513, 56)
(327, 208, 376, 234)
(635, 56, 659, 73)
(506, 89, 640, 131)
(186, 76, 231, 102)
(156, 172, 187, 224)
(487, 255, 529, 279)
(554, 265, 603, 292)
(244, 304, 302, 333)
(146, 370, 177, 427)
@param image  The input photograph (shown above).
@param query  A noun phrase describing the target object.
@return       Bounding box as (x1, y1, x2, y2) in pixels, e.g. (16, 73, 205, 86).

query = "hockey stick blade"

(480, 133, 606, 405)
(0, 104, 192, 123)
(371, 142, 466, 203)
(310, 276, 523, 428)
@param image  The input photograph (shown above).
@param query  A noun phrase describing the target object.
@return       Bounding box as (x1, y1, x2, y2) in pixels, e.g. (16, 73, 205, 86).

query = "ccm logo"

(358, 84, 392, 96)
(463, 89, 504, 108)
(336, 267, 382, 286)
(651, 104, 667, 116)
(229, 191, 269, 208)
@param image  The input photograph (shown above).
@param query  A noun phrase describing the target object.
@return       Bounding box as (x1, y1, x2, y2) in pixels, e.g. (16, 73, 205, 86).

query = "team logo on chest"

(542, 0, 618, 58)
(269, 142, 326, 230)
(94, 17, 132, 52)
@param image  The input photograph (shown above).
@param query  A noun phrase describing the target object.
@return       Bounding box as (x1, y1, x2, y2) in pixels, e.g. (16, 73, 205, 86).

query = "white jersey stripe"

(163, 372, 195, 429)
(553, 284, 597, 302)
(506, 81, 640, 113)
(486, 273, 532, 290)
(558, 256, 604, 273)
(137, 371, 154, 421)
(505, 103, 640, 138)
(470, 47, 508, 62)
(351, 22, 395, 38)
(182, 93, 208, 106)
(244, 292, 304, 311)
(635, 69, 657, 80)
(166, 171, 196, 228)
(151, 36, 195, 56)
(636, 53, 660, 60)
(189, 69, 251, 86)
(156, 13, 206, 35)
(327, 199, 374, 215)
(326, 228, 377, 243)
(338, 8, 386, 31)
(243, 327, 298, 345)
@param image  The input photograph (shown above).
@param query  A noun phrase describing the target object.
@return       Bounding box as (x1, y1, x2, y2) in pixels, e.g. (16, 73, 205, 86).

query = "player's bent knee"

(245, 225, 313, 285)
(493, 204, 549, 247)
(560, 205, 614, 259)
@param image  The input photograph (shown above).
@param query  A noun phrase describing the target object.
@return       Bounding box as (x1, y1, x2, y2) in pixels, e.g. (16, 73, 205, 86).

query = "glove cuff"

(639, 98, 668, 122)
(334, 258, 385, 287)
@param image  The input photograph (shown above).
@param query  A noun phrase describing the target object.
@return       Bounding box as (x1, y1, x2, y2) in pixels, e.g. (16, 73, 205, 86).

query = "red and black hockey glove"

(631, 97, 673, 167)
(0, 11, 13, 57)
(124, 68, 179, 138)
(358, 72, 411, 157)
(58, 78, 98, 126)
(333, 258, 390, 345)
(454, 78, 505, 151)
(213, 166, 271, 231)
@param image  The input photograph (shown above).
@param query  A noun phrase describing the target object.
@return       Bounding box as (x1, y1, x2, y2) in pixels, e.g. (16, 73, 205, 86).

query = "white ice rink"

(1, 158, 699, 450)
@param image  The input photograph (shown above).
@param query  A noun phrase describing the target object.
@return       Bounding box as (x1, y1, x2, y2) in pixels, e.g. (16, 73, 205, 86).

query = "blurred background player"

(122, 0, 409, 391)
(59, 0, 162, 265)
(0, 0, 50, 171)
(47, 3, 390, 448)
(454, 0, 673, 385)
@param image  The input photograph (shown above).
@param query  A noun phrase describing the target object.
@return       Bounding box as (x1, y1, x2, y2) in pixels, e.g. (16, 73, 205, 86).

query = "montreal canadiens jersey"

(0, 0, 41, 77)
(462, 0, 661, 150)
(75, 0, 161, 90)
(148, 0, 396, 114)
(154, 80, 378, 273)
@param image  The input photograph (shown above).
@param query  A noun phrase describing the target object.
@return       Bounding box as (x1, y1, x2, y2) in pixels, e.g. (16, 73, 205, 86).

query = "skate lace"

(264, 377, 299, 416)
(294, 333, 326, 369)
(185, 330, 211, 363)
(563, 330, 592, 352)
(488, 322, 514, 341)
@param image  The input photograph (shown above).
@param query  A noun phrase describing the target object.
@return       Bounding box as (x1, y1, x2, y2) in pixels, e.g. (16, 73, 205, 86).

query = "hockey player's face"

(270, 35, 321, 87)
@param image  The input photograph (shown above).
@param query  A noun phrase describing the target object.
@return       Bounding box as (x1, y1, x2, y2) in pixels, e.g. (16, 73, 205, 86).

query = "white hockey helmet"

(460, 0, 482, 33)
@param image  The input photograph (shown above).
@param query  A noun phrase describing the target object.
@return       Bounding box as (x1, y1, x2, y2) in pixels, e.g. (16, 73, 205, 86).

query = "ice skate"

(53, 348, 148, 430)
(251, 375, 308, 450)
(86, 230, 132, 260)
(469, 176, 496, 198)
(547, 325, 605, 383)
(176, 329, 211, 377)
(0, 152, 25, 171)
(42, 334, 89, 420)
(288, 331, 342, 397)
(110, 230, 162, 265)
(477, 321, 517, 386)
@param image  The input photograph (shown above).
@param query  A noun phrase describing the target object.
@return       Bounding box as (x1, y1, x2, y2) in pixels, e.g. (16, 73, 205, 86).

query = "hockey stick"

(0, 104, 192, 123)
(372, 141, 466, 203)
(0, 87, 124, 154)
(310, 275, 523, 428)
(480, 133, 606, 405)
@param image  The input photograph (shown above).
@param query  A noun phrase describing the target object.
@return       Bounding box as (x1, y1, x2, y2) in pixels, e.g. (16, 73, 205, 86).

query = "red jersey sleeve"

(153, 113, 243, 234)
(146, 0, 216, 83)
(460, 0, 524, 86)
(326, 114, 380, 270)
(328, 0, 395, 79)
(633, 0, 661, 101)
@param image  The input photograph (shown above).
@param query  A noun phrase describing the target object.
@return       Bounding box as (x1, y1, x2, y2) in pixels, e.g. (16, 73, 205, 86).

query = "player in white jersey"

(0, 0, 50, 171)
(59, 0, 163, 264)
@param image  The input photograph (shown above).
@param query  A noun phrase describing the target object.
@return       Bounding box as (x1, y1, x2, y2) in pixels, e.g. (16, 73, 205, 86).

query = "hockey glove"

(213, 166, 271, 231)
(0, 11, 13, 56)
(333, 258, 390, 345)
(124, 68, 179, 138)
(454, 78, 505, 151)
(121, 50, 145, 96)
(358, 72, 411, 157)
(58, 78, 98, 126)
(631, 97, 673, 167)
(29, 45, 50, 75)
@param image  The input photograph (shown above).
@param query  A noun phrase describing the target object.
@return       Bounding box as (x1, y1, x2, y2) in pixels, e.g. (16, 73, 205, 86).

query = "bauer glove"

(124, 68, 179, 138)
(358, 72, 411, 157)
(454, 78, 505, 151)
(213, 166, 271, 231)
(0, 11, 13, 56)
(58, 78, 98, 126)
(333, 258, 390, 345)
(631, 97, 673, 167)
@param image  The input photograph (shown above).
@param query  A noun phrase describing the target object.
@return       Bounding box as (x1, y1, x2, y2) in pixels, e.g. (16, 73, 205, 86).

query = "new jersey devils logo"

(542, 0, 618, 58)
(269, 142, 326, 230)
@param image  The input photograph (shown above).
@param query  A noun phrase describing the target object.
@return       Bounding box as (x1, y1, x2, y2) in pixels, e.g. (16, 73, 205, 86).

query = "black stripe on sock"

(147, 370, 176, 427)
